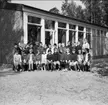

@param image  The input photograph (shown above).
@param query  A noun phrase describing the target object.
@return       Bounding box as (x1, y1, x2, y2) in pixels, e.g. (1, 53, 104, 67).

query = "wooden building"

(0, 3, 108, 64)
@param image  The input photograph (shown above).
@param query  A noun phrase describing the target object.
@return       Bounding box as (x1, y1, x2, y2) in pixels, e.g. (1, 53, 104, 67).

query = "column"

(91, 28, 93, 56)
(23, 12, 28, 44)
(75, 25, 78, 42)
(84, 27, 86, 39)
(66, 23, 69, 45)
(95, 29, 98, 56)
(55, 21, 58, 44)
(99, 30, 101, 55)
(41, 18, 45, 45)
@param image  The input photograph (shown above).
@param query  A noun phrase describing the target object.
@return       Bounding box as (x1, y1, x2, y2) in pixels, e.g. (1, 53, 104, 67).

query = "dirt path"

(0, 70, 108, 105)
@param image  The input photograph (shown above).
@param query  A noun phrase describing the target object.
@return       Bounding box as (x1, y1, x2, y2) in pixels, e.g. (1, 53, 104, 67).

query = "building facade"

(0, 3, 108, 64)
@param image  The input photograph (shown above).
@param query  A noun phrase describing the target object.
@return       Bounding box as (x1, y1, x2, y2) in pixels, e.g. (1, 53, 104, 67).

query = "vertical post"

(66, 23, 69, 45)
(75, 25, 78, 42)
(99, 30, 101, 55)
(91, 28, 93, 56)
(55, 21, 58, 44)
(95, 29, 97, 56)
(41, 18, 45, 45)
(84, 27, 86, 39)
(23, 12, 28, 44)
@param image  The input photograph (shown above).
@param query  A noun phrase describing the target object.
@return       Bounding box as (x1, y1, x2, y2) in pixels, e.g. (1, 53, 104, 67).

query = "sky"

(11, 0, 85, 12)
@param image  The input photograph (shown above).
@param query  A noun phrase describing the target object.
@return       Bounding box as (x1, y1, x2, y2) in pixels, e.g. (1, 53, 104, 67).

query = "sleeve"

(19, 55, 22, 63)
(13, 55, 15, 63)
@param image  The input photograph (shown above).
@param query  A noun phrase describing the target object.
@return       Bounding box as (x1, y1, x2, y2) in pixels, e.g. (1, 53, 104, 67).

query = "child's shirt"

(13, 53, 22, 64)
(77, 54, 83, 62)
(27, 53, 35, 63)
(47, 54, 53, 61)
(66, 53, 72, 61)
(53, 52, 60, 61)
(71, 53, 77, 61)
(60, 53, 67, 61)
(35, 54, 41, 62)
(41, 54, 47, 64)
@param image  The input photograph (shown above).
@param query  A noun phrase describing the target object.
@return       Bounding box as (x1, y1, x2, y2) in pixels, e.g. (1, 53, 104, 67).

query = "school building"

(0, 3, 108, 64)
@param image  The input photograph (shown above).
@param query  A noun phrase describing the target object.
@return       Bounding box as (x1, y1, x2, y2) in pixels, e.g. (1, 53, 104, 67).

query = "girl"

(27, 49, 35, 71)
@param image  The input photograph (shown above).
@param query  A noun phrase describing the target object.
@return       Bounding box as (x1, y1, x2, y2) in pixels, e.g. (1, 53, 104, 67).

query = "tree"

(0, 0, 11, 7)
(61, 0, 85, 20)
(49, 7, 60, 14)
(80, 0, 108, 26)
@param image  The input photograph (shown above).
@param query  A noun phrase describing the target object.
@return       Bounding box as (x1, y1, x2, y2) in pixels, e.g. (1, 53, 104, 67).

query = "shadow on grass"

(0, 69, 21, 77)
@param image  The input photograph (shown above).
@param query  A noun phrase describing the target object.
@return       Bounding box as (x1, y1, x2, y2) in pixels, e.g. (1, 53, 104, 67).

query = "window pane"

(69, 24, 76, 29)
(86, 28, 91, 33)
(45, 19, 55, 29)
(58, 22, 66, 28)
(28, 16, 41, 24)
(78, 26, 84, 31)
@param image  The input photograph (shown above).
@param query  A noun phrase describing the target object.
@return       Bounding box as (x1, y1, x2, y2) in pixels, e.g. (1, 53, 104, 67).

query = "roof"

(0, 2, 108, 29)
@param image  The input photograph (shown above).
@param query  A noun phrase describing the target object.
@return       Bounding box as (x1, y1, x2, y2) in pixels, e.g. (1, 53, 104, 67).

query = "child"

(52, 48, 60, 71)
(13, 51, 22, 72)
(66, 48, 72, 70)
(22, 51, 28, 71)
(41, 50, 47, 71)
(59, 49, 67, 71)
(83, 48, 91, 71)
(70, 49, 78, 71)
(27, 49, 35, 71)
(46, 50, 53, 71)
(35, 50, 41, 70)
(77, 49, 84, 71)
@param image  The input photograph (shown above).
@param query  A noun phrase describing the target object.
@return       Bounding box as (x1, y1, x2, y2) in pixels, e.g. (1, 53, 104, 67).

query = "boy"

(13, 51, 22, 72)
(35, 50, 41, 70)
(83, 48, 91, 71)
(59, 49, 67, 71)
(70, 49, 78, 71)
(77, 49, 84, 71)
(41, 50, 47, 71)
(46, 50, 53, 71)
(66, 48, 72, 70)
(22, 51, 28, 71)
(27, 49, 35, 71)
(52, 48, 60, 71)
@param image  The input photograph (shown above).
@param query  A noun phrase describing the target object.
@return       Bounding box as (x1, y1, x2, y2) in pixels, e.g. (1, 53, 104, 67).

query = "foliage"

(49, 7, 60, 14)
(61, 0, 85, 21)
(80, 0, 108, 26)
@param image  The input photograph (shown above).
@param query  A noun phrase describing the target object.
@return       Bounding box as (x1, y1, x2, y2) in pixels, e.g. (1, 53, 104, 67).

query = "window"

(78, 26, 84, 31)
(28, 16, 41, 24)
(58, 22, 66, 28)
(69, 24, 76, 30)
(86, 28, 91, 33)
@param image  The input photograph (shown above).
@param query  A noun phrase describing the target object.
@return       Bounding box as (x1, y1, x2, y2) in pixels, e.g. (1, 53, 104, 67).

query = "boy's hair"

(54, 43, 57, 46)
(14, 43, 18, 46)
(48, 50, 52, 52)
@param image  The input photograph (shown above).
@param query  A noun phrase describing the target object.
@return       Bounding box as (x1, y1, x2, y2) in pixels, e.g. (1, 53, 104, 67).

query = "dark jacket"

(47, 54, 53, 61)
(53, 52, 60, 61)
(66, 53, 72, 61)
(71, 53, 77, 61)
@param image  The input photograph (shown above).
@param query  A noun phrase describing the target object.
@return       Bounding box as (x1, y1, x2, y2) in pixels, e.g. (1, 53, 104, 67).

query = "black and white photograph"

(0, 0, 108, 105)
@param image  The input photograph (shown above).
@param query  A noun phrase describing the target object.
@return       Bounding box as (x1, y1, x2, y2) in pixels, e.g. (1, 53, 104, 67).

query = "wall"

(0, 9, 23, 65)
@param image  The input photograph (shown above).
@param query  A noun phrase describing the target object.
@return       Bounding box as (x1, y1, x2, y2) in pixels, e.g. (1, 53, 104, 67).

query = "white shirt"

(13, 54, 22, 64)
(82, 42, 90, 49)
(41, 54, 47, 64)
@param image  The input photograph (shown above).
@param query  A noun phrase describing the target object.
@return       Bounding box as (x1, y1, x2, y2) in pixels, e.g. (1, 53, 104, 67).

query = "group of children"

(13, 41, 91, 72)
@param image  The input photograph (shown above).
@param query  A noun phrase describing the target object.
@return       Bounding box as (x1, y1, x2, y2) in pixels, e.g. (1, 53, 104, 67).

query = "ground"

(0, 59, 108, 105)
